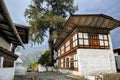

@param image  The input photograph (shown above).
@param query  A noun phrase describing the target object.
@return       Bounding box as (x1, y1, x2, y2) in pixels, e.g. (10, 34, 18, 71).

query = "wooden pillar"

(0, 56, 4, 68)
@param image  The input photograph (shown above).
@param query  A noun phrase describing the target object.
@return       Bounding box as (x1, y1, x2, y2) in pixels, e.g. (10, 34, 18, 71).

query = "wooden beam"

(0, 47, 18, 60)
(0, 29, 20, 44)
(0, 23, 13, 32)
(98, 17, 105, 28)
(78, 26, 110, 34)
(0, 29, 11, 43)
(1, 30, 15, 37)
(11, 41, 21, 45)
(7, 36, 19, 42)
(0, 18, 9, 25)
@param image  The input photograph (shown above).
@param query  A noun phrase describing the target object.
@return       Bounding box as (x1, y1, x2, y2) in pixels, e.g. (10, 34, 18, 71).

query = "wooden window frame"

(61, 46, 64, 54)
(65, 40, 70, 52)
(3, 58, 14, 67)
(78, 32, 110, 49)
(89, 33, 100, 48)
(73, 33, 78, 47)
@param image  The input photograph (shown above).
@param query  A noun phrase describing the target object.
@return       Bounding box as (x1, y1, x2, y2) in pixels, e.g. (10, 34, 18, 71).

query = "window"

(78, 32, 109, 48)
(73, 33, 78, 47)
(61, 46, 64, 54)
(78, 33, 89, 45)
(69, 54, 78, 70)
(58, 49, 60, 57)
(70, 56, 74, 70)
(66, 58, 69, 69)
(73, 54, 78, 68)
(61, 59, 63, 68)
(99, 34, 109, 47)
(66, 40, 70, 52)
(3, 58, 14, 67)
(89, 34, 99, 47)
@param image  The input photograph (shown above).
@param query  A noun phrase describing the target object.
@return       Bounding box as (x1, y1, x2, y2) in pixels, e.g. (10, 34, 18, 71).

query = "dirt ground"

(14, 71, 120, 80)
(14, 71, 84, 80)
(103, 73, 120, 80)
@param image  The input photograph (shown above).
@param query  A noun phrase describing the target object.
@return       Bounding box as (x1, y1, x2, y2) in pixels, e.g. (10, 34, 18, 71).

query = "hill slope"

(20, 50, 44, 66)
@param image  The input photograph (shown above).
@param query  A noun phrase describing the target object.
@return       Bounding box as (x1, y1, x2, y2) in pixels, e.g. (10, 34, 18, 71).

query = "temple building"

(0, 0, 29, 80)
(54, 14, 120, 75)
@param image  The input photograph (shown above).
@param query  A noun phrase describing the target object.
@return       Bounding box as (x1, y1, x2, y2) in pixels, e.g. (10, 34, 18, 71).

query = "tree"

(29, 61, 38, 72)
(38, 50, 50, 71)
(24, 0, 78, 65)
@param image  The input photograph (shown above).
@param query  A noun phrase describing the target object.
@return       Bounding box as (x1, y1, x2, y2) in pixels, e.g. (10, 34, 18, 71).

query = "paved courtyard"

(14, 71, 83, 80)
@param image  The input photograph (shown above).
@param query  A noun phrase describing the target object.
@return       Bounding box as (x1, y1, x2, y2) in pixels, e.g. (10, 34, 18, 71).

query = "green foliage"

(24, 0, 78, 44)
(29, 61, 37, 68)
(29, 61, 38, 72)
(38, 50, 50, 66)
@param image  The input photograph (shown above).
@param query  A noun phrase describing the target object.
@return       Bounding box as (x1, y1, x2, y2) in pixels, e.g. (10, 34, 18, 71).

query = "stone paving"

(14, 71, 83, 80)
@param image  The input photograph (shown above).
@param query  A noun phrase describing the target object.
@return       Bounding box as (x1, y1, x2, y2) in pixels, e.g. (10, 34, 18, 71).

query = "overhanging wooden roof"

(0, 21, 29, 45)
(0, 46, 18, 60)
(54, 14, 120, 49)
(0, 0, 25, 45)
(15, 24, 29, 44)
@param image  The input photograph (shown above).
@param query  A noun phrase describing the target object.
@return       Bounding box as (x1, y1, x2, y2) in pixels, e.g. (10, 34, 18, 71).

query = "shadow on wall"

(115, 56, 120, 72)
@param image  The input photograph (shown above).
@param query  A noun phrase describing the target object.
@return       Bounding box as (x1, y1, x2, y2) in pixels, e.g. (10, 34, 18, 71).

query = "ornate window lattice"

(65, 40, 70, 52)
(73, 33, 78, 47)
(78, 32, 109, 49)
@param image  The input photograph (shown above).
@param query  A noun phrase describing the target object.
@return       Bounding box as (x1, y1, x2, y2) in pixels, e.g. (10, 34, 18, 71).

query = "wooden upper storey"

(57, 28, 110, 59)
(54, 14, 120, 50)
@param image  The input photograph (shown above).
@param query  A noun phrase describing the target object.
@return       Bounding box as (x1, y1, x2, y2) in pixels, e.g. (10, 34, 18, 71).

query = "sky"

(4, 0, 120, 53)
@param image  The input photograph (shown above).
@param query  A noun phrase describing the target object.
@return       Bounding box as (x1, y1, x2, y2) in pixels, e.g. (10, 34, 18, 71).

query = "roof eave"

(54, 14, 120, 49)
(0, 0, 24, 48)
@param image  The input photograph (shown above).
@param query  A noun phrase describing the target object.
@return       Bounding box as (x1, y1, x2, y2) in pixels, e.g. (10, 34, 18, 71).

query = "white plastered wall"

(0, 37, 15, 80)
(77, 34, 116, 75)
(0, 36, 11, 51)
(0, 68, 15, 80)
(0, 60, 15, 80)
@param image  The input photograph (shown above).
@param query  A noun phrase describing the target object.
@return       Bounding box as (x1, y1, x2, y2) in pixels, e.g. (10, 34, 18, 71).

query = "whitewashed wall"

(15, 60, 27, 75)
(38, 64, 54, 72)
(0, 68, 15, 80)
(0, 37, 15, 80)
(15, 64, 26, 75)
(77, 49, 116, 75)
(77, 34, 116, 75)
(0, 37, 11, 51)
(0, 59, 15, 80)
(0, 57, 4, 68)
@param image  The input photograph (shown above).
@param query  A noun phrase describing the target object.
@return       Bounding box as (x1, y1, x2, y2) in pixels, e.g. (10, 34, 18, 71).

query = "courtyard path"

(14, 71, 84, 80)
